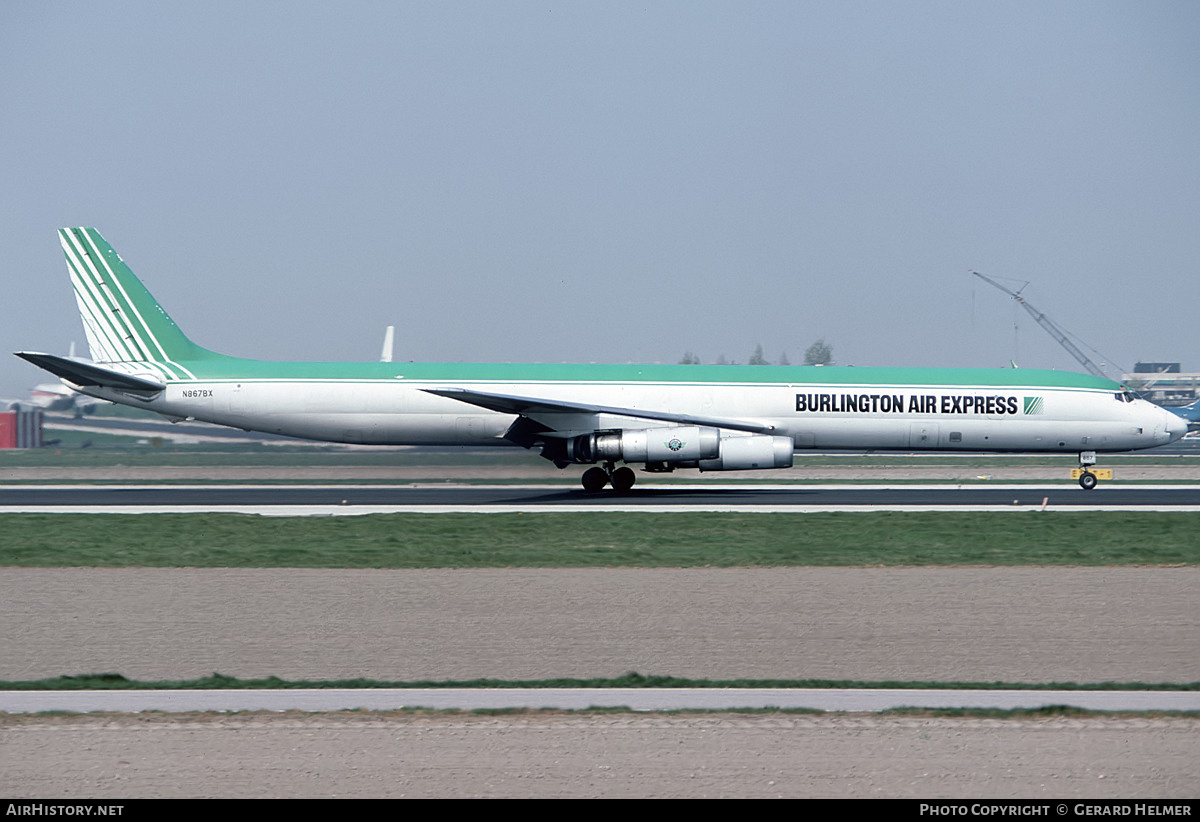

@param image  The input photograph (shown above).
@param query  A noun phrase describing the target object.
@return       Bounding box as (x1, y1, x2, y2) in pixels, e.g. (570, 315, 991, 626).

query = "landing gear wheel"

(1078, 471, 1098, 491)
(610, 466, 636, 493)
(581, 466, 608, 492)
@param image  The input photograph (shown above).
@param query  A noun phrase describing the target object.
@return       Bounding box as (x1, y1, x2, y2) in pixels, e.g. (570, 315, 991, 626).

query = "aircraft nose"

(1165, 409, 1188, 443)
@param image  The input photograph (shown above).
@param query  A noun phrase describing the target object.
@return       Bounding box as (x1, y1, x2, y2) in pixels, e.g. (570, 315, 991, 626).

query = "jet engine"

(560, 425, 794, 471)
(698, 433, 795, 471)
(565, 425, 721, 463)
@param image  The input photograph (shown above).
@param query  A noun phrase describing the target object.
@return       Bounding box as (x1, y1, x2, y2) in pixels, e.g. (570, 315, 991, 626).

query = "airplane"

(1163, 398, 1200, 432)
(28, 381, 99, 414)
(15, 228, 1187, 491)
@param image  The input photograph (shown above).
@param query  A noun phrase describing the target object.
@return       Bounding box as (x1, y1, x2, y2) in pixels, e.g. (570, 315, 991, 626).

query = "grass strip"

(5, 672, 1197, 691)
(1, 511, 1198, 567)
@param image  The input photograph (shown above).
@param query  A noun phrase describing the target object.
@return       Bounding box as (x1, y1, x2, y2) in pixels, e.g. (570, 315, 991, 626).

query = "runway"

(5, 482, 1200, 512)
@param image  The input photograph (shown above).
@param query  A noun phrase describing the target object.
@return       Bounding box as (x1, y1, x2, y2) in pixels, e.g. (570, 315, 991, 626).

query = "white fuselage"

(82, 376, 1183, 453)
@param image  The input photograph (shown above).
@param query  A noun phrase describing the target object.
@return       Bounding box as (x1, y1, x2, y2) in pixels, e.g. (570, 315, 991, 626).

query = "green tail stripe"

(60, 228, 221, 367)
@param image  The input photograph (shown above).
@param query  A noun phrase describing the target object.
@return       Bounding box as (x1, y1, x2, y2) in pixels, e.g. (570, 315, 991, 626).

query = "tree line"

(679, 339, 833, 366)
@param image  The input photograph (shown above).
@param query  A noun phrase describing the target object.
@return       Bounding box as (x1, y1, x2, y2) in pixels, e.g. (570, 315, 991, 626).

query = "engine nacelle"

(560, 426, 794, 471)
(565, 425, 721, 464)
(698, 434, 795, 471)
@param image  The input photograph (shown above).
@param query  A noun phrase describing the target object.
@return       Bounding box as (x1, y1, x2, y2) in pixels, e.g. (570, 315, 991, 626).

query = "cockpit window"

(1113, 390, 1138, 403)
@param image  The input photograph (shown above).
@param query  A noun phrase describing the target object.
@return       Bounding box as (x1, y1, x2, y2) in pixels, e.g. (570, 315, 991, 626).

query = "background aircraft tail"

(59, 228, 217, 368)
(1166, 397, 1200, 423)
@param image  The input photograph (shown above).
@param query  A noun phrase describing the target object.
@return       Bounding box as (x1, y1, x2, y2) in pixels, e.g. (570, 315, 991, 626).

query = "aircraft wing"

(14, 352, 165, 393)
(422, 387, 777, 434)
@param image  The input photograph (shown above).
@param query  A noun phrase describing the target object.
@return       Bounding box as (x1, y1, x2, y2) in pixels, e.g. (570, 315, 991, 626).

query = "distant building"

(1133, 362, 1181, 374)
(0, 407, 44, 448)
(1122, 363, 1199, 404)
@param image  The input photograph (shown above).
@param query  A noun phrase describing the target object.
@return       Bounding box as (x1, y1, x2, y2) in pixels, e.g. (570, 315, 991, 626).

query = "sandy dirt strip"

(0, 712, 1195, 799)
(2, 567, 1196, 798)
(1, 567, 1196, 683)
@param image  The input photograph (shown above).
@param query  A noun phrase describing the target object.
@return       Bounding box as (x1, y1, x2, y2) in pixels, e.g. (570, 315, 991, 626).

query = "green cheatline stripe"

(103, 356, 1125, 388)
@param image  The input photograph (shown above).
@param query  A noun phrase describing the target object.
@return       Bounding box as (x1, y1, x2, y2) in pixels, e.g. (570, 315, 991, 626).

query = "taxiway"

(4, 482, 1200, 513)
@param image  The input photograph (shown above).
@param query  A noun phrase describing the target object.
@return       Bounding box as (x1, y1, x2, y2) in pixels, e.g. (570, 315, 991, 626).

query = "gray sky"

(3, 0, 1198, 396)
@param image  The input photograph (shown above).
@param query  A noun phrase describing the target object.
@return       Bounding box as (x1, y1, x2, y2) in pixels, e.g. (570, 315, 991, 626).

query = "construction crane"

(971, 270, 1117, 379)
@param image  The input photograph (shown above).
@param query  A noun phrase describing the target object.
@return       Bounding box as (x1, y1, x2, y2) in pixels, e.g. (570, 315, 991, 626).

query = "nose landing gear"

(1072, 464, 1113, 489)
(1074, 450, 1104, 490)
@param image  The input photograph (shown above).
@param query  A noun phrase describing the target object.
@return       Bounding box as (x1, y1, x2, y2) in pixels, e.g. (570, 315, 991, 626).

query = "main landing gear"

(581, 463, 636, 493)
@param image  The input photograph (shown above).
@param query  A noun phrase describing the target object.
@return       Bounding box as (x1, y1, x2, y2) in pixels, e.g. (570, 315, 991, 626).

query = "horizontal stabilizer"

(423, 387, 776, 434)
(14, 352, 165, 393)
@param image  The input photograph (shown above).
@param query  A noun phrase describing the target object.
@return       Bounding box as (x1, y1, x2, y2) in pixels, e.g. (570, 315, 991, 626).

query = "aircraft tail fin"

(1173, 398, 1200, 422)
(59, 227, 217, 368)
